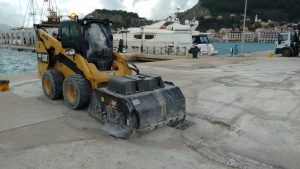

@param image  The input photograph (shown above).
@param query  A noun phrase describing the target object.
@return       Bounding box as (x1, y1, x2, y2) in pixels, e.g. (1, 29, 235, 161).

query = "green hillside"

(85, 9, 153, 30)
(178, 0, 300, 31)
(85, 1, 300, 32)
(201, 0, 300, 21)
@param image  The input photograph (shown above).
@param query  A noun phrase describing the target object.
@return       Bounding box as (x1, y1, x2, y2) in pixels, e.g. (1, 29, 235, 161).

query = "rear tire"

(282, 48, 292, 57)
(42, 70, 64, 100)
(63, 74, 91, 110)
(293, 49, 299, 56)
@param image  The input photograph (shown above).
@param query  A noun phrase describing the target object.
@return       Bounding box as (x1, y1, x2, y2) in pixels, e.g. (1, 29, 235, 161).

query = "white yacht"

(192, 31, 217, 55)
(113, 17, 217, 56)
(187, 19, 218, 55)
(113, 17, 192, 56)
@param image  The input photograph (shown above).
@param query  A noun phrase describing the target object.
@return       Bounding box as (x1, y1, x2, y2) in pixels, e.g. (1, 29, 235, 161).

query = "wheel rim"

(43, 77, 52, 94)
(66, 82, 76, 103)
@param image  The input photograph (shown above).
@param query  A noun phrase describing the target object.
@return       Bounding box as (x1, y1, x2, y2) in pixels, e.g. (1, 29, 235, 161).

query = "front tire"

(42, 70, 64, 100)
(282, 48, 292, 57)
(293, 49, 299, 56)
(63, 74, 91, 110)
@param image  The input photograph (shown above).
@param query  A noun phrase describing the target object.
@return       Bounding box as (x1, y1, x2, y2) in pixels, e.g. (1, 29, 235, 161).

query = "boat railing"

(113, 41, 191, 56)
(115, 45, 190, 56)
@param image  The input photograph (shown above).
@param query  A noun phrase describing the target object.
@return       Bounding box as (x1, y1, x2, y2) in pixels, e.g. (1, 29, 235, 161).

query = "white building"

(245, 32, 255, 42)
(0, 27, 57, 46)
(227, 31, 242, 42)
(256, 28, 279, 42)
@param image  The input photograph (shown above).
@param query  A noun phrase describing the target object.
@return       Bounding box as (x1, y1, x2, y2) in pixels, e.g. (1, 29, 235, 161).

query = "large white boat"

(192, 31, 217, 55)
(113, 17, 217, 56)
(113, 17, 192, 56)
(187, 19, 217, 55)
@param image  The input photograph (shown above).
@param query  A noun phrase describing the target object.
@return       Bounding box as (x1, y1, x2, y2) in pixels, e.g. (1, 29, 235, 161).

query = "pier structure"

(0, 0, 60, 49)
(0, 27, 58, 47)
(0, 28, 36, 46)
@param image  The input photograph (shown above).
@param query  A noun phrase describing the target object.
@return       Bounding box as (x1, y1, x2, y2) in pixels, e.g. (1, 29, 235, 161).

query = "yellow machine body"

(35, 29, 132, 89)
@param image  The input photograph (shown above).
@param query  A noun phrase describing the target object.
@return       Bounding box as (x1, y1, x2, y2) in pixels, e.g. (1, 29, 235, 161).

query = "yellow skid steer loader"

(34, 15, 185, 138)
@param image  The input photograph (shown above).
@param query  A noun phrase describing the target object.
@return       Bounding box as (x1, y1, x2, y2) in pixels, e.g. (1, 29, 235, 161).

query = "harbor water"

(0, 48, 36, 75)
(213, 42, 274, 55)
(0, 42, 275, 74)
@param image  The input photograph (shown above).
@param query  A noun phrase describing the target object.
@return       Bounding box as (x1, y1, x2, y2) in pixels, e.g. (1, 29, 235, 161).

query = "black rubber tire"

(41, 70, 64, 100)
(63, 74, 91, 110)
(293, 49, 299, 56)
(282, 48, 292, 57)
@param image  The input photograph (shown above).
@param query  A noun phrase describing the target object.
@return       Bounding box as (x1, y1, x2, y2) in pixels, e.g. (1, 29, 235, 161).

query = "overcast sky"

(0, 0, 198, 27)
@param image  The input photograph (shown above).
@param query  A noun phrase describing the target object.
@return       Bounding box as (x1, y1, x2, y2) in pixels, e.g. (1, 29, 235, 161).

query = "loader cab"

(58, 19, 114, 71)
(276, 33, 292, 49)
(59, 21, 83, 52)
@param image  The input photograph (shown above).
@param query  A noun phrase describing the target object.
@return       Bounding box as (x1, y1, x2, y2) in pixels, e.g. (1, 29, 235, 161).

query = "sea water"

(0, 42, 275, 74)
(0, 48, 36, 74)
(213, 42, 275, 55)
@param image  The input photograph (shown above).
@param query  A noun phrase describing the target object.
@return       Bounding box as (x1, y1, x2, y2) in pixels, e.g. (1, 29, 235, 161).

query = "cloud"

(132, 0, 147, 7)
(126, 0, 198, 20)
(0, 0, 199, 26)
(130, 0, 198, 20)
(0, 1, 24, 27)
(150, 1, 177, 20)
(99, 0, 126, 10)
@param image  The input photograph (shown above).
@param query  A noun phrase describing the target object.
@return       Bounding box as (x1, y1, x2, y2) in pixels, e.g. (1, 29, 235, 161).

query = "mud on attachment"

(89, 74, 186, 138)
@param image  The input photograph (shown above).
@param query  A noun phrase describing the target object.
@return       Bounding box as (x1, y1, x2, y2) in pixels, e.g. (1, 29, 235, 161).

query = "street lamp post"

(241, 0, 248, 53)
(140, 26, 144, 53)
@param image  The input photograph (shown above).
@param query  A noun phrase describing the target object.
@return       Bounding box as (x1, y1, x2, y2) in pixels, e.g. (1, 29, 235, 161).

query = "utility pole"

(241, 0, 248, 53)
(140, 26, 144, 53)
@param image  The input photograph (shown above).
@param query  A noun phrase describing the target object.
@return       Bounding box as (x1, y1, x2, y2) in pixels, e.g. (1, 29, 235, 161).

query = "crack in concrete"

(0, 137, 100, 155)
(182, 133, 284, 169)
(196, 97, 300, 125)
(0, 115, 66, 134)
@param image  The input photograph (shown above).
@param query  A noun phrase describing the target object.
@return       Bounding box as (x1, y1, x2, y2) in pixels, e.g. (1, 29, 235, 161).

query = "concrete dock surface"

(1, 51, 300, 169)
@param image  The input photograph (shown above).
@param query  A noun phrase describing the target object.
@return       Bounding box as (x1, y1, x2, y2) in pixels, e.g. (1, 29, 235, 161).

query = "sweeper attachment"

(34, 14, 186, 138)
(89, 74, 185, 138)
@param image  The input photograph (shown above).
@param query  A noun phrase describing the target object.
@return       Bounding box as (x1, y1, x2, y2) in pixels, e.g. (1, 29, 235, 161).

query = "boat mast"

(22, 0, 40, 28)
(40, 0, 61, 26)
